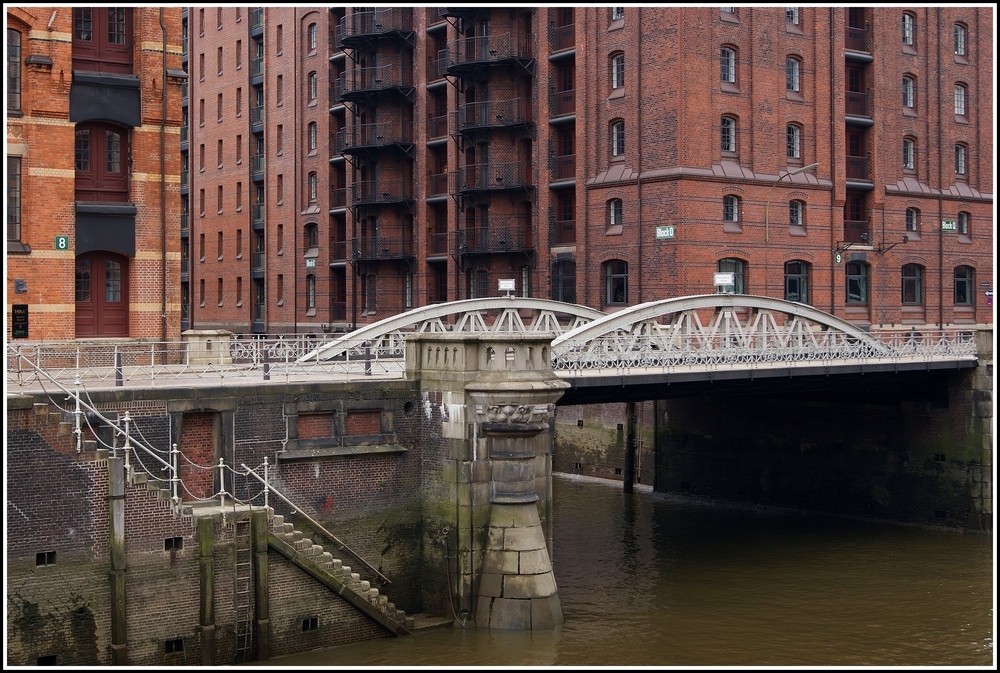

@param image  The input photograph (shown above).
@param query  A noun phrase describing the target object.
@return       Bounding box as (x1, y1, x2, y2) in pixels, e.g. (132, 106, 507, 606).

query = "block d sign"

(655, 225, 676, 240)
(941, 219, 957, 231)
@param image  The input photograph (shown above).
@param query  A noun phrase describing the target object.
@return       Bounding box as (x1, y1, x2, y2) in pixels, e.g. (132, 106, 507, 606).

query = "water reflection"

(268, 474, 994, 668)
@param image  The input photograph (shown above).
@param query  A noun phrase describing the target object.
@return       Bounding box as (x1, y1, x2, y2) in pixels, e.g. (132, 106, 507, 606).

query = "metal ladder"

(233, 516, 253, 663)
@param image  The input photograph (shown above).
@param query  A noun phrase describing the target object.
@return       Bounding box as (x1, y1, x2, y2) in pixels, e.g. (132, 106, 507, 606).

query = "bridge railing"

(551, 327, 978, 372)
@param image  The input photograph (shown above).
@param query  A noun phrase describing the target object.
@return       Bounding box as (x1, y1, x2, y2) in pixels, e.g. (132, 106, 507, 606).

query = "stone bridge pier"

(406, 332, 569, 629)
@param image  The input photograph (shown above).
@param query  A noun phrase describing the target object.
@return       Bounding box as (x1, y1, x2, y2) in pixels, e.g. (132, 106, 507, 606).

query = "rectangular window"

(235, 87, 242, 116)
(217, 93, 223, 122)
(954, 85, 967, 116)
(720, 47, 736, 83)
(217, 185, 223, 214)
(236, 39, 242, 69)
(217, 46, 223, 75)
(217, 278, 223, 306)
(954, 24, 967, 57)
(785, 57, 800, 92)
(199, 98, 205, 126)
(786, 7, 799, 25)
(7, 155, 21, 242)
(611, 7, 624, 21)
(236, 135, 242, 164)
(902, 14, 914, 46)
(199, 52, 205, 80)
(217, 139, 223, 168)
(8, 28, 22, 111)
(955, 145, 967, 175)
(786, 125, 801, 159)
(235, 182, 242, 211)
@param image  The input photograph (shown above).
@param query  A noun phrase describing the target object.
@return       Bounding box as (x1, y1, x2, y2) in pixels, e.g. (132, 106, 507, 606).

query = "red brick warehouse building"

(181, 6, 992, 336)
(6, 7, 186, 341)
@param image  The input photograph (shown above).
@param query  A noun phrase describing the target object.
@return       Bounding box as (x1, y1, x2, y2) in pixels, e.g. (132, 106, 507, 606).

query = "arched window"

(308, 122, 317, 152)
(902, 75, 915, 109)
(603, 259, 628, 305)
(308, 71, 318, 102)
(901, 13, 915, 46)
(722, 194, 739, 222)
(785, 56, 801, 92)
(717, 258, 746, 294)
(720, 46, 736, 83)
(786, 124, 802, 159)
(954, 23, 967, 57)
(551, 260, 576, 304)
(304, 222, 318, 249)
(789, 200, 805, 227)
(610, 120, 625, 157)
(721, 116, 737, 153)
(308, 22, 318, 52)
(905, 207, 919, 232)
(954, 144, 968, 175)
(901, 264, 924, 305)
(608, 198, 623, 226)
(784, 260, 809, 303)
(7, 28, 21, 111)
(957, 211, 970, 236)
(954, 83, 968, 116)
(902, 137, 915, 170)
(307, 171, 318, 202)
(954, 266, 973, 305)
(845, 261, 869, 304)
(610, 52, 625, 90)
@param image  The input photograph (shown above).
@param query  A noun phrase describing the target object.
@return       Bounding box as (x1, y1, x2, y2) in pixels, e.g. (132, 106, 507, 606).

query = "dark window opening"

(165, 638, 184, 654)
(164, 537, 183, 551)
(302, 616, 319, 631)
(36, 551, 56, 566)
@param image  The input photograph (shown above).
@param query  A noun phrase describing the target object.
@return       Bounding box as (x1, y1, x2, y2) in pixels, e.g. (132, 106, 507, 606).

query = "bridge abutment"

(408, 333, 569, 629)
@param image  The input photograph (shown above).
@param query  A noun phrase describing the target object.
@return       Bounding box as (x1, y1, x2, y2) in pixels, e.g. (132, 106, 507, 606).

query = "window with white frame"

(723, 195, 739, 222)
(902, 76, 915, 108)
(957, 211, 969, 236)
(308, 71, 317, 102)
(611, 7, 624, 21)
(786, 7, 800, 25)
(954, 23, 967, 57)
(905, 207, 919, 232)
(308, 171, 318, 201)
(954, 84, 967, 116)
(610, 52, 625, 90)
(784, 260, 808, 303)
(611, 120, 625, 157)
(721, 116, 737, 153)
(786, 124, 801, 159)
(902, 137, 915, 170)
(786, 56, 801, 92)
(308, 23, 317, 52)
(718, 258, 746, 294)
(608, 198, 623, 226)
(720, 47, 736, 83)
(902, 13, 915, 46)
(955, 144, 967, 175)
(789, 199, 804, 227)
(308, 122, 317, 152)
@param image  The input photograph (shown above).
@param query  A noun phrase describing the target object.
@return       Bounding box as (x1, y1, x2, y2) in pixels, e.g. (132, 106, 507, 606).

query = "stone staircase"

(267, 514, 414, 635)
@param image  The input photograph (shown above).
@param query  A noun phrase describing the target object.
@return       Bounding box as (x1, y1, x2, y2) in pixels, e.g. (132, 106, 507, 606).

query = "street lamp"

(764, 162, 819, 243)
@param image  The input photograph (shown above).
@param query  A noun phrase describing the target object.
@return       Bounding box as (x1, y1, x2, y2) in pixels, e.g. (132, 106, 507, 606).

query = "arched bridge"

(298, 295, 979, 387)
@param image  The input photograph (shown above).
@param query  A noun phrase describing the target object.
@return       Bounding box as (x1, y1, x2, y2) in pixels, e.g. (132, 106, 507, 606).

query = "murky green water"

(268, 474, 994, 667)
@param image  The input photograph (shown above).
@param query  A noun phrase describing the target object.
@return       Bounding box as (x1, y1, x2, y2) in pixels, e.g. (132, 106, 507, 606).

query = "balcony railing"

(250, 57, 263, 78)
(843, 219, 869, 244)
(550, 88, 575, 117)
(450, 161, 533, 192)
(552, 154, 575, 181)
(330, 239, 348, 261)
(249, 8, 263, 30)
(426, 56, 444, 82)
(427, 114, 448, 139)
(329, 186, 348, 209)
(845, 90, 871, 117)
(550, 22, 575, 52)
(350, 179, 413, 206)
(455, 97, 533, 131)
(251, 251, 265, 271)
(180, 213, 189, 235)
(428, 232, 449, 255)
(332, 122, 414, 154)
(251, 154, 264, 174)
(453, 220, 534, 255)
(338, 64, 413, 98)
(427, 172, 448, 196)
(845, 25, 869, 51)
(846, 155, 869, 180)
(250, 105, 264, 125)
(349, 234, 414, 260)
(444, 33, 534, 70)
(251, 203, 264, 225)
(338, 8, 413, 46)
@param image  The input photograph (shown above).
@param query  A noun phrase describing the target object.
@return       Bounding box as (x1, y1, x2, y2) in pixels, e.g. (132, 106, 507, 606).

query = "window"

(610, 52, 625, 90)
(305, 222, 318, 249)
(236, 87, 242, 116)
(611, 7, 625, 22)
(308, 23, 318, 52)
(954, 84, 967, 116)
(901, 13, 915, 47)
(217, 46, 223, 75)
(784, 260, 809, 303)
(905, 207, 919, 232)
(901, 264, 923, 305)
(954, 23, 967, 57)
(902, 76, 915, 109)
(604, 260, 628, 304)
(74, 122, 129, 202)
(276, 125, 283, 154)
(957, 211, 970, 236)
(720, 47, 736, 84)
(786, 7, 800, 25)
(8, 28, 21, 111)
(789, 200, 804, 227)
(217, 185, 223, 214)
(236, 40, 242, 69)
(308, 72, 318, 103)
(723, 195, 739, 222)
(236, 135, 243, 164)
(721, 116, 737, 153)
(954, 144, 967, 175)
(608, 198, 623, 227)
(308, 122, 317, 153)
(308, 172, 318, 202)
(954, 266, 973, 305)
(785, 57, 800, 93)
(276, 75, 283, 105)
(217, 139, 223, 167)
(902, 137, 915, 170)
(551, 260, 576, 304)
(276, 25, 283, 54)
(845, 261, 869, 304)
(72, 8, 133, 74)
(217, 7, 222, 30)
(306, 275, 316, 311)
(611, 120, 625, 157)
(786, 124, 801, 159)
(404, 271, 414, 308)
(7, 156, 21, 243)
(718, 258, 746, 294)
(217, 278, 224, 306)
(199, 53, 205, 80)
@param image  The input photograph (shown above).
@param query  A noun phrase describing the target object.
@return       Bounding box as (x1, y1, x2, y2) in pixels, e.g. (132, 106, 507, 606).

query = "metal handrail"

(241, 463, 391, 585)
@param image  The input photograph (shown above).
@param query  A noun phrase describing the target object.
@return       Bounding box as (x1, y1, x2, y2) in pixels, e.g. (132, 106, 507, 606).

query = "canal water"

(270, 474, 994, 668)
